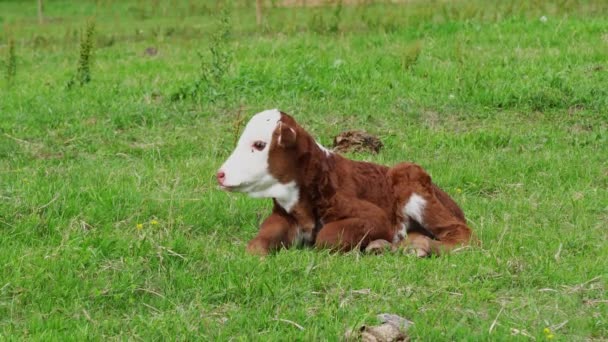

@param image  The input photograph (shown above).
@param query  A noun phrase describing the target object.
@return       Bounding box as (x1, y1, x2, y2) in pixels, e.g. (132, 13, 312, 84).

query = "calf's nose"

(216, 170, 226, 185)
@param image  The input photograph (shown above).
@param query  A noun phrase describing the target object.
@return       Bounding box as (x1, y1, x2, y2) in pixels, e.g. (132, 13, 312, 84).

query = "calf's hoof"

(246, 238, 270, 256)
(365, 239, 394, 254)
(405, 246, 430, 258)
(400, 238, 431, 258)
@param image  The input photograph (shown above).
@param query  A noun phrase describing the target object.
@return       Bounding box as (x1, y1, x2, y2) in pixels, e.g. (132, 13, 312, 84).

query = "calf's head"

(217, 109, 301, 202)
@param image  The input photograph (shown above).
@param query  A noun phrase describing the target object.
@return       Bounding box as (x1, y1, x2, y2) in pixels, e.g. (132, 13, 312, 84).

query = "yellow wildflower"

(547, 334, 554, 340)
(456, 188, 462, 194)
(136, 223, 143, 230)
(150, 219, 159, 226)
(543, 328, 551, 335)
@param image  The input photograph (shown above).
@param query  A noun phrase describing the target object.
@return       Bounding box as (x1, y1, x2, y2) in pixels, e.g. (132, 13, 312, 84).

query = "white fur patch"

(219, 109, 281, 191)
(247, 181, 299, 212)
(404, 193, 427, 224)
(294, 229, 313, 245)
(393, 223, 407, 243)
(219, 109, 302, 212)
(316, 142, 332, 156)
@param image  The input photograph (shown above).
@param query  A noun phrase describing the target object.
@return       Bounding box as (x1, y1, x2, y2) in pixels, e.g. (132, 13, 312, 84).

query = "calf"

(217, 109, 473, 256)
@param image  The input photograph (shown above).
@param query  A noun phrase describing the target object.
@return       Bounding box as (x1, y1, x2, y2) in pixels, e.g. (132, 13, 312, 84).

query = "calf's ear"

(277, 121, 297, 147)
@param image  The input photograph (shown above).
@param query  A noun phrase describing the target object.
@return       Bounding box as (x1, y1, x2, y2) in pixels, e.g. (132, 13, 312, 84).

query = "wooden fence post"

(256, 0, 263, 26)
(38, 0, 44, 24)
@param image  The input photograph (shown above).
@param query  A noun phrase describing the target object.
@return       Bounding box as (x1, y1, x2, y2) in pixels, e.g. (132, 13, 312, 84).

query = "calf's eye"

(252, 141, 266, 151)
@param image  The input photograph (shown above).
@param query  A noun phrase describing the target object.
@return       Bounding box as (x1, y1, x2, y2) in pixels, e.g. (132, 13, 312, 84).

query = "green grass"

(1, 0, 607, 340)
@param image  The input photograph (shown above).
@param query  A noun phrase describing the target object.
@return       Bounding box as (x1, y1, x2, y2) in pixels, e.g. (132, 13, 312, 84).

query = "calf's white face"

(217, 109, 282, 195)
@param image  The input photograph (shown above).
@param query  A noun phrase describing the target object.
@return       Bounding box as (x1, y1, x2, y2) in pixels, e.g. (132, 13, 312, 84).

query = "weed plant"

(172, 7, 233, 102)
(4, 38, 16, 88)
(67, 20, 95, 88)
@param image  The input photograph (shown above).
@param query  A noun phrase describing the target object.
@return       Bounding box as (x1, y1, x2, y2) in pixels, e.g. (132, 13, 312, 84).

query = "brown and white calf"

(217, 109, 473, 256)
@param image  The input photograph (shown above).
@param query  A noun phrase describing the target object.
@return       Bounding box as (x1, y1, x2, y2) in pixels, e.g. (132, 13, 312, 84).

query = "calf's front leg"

(247, 211, 297, 255)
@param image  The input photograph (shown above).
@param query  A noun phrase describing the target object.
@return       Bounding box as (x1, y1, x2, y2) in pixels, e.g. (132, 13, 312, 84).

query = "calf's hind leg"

(389, 163, 473, 256)
(315, 198, 393, 252)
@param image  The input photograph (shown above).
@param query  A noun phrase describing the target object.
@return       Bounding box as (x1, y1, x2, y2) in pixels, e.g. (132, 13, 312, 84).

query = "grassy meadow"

(1, 0, 607, 340)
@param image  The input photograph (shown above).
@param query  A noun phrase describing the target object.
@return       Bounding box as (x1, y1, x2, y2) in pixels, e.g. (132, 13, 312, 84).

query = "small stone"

(377, 314, 414, 331)
(345, 314, 413, 341)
